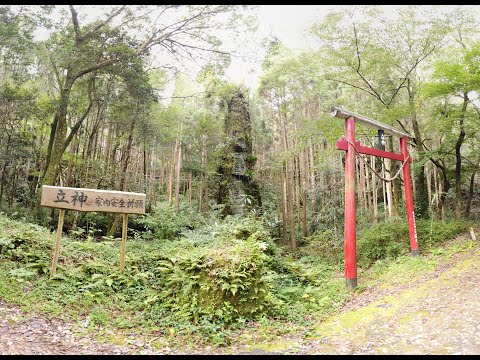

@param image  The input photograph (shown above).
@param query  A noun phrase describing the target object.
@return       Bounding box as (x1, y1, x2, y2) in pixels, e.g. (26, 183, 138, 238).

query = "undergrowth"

(0, 212, 476, 348)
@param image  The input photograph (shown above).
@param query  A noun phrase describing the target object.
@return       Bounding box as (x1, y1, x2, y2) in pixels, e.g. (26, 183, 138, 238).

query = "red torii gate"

(331, 107, 419, 291)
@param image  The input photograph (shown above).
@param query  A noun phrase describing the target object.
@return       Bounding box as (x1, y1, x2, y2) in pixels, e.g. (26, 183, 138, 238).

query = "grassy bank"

(0, 212, 476, 350)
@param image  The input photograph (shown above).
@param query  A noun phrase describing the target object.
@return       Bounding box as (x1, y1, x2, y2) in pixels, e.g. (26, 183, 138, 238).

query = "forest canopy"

(1, 4, 479, 240)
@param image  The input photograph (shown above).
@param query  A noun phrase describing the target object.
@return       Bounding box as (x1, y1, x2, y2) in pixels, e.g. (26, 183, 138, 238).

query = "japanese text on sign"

(41, 186, 146, 214)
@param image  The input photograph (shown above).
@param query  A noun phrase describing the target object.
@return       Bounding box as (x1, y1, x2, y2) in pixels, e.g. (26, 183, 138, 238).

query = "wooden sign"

(41, 185, 146, 214)
(40, 185, 146, 277)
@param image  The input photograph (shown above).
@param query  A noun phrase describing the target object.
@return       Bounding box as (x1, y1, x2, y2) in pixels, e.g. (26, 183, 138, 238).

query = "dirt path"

(0, 301, 131, 355)
(1, 244, 479, 355)
(295, 246, 480, 355)
(241, 244, 480, 355)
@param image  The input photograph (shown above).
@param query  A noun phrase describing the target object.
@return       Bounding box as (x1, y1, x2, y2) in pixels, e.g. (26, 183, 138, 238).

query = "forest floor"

(1, 233, 479, 355)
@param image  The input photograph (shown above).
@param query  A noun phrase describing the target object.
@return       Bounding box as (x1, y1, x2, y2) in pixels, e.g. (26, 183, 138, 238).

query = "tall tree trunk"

(199, 139, 208, 214)
(168, 141, 177, 207)
(407, 76, 429, 219)
(187, 173, 192, 204)
(371, 155, 378, 223)
(454, 92, 468, 220)
(382, 161, 387, 222)
(295, 155, 301, 226)
(308, 139, 315, 210)
(365, 155, 372, 214)
(287, 157, 296, 252)
(465, 170, 476, 220)
(360, 156, 367, 211)
(0, 134, 11, 207)
(276, 176, 282, 239)
(42, 74, 75, 186)
(425, 164, 432, 218)
(385, 158, 394, 223)
(279, 100, 296, 251)
(175, 138, 182, 212)
(302, 189, 307, 238)
(430, 157, 451, 223)
(150, 150, 157, 209)
(104, 120, 113, 180)
(107, 104, 137, 237)
(300, 148, 308, 238)
(199, 141, 206, 214)
(433, 164, 439, 214)
(281, 167, 287, 244)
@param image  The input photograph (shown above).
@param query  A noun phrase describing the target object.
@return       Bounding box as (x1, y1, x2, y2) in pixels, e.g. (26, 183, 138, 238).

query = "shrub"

(299, 229, 343, 263)
(0, 214, 53, 266)
(416, 220, 469, 248)
(269, 254, 346, 323)
(76, 212, 111, 237)
(144, 216, 278, 326)
(357, 220, 470, 266)
(136, 202, 207, 240)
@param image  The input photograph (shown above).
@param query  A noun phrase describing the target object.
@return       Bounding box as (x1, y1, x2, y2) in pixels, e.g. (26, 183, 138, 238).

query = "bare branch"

(156, 5, 225, 34)
(159, 42, 184, 66)
(71, 5, 231, 82)
(73, 56, 119, 81)
(387, 45, 437, 107)
(429, 156, 446, 172)
(159, 91, 206, 100)
(69, 5, 82, 42)
(354, 23, 361, 72)
(137, 5, 228, 55)
(457, 28, 467, 49)
(79, 5, 127, 43)
(350, 23, 386, 105)
(46, 47, 61, 89)
(396, 119, 413, 138)
(166, 39, 231, 56)
(325, 77, 385, 105)
(62, 97, 94, 154)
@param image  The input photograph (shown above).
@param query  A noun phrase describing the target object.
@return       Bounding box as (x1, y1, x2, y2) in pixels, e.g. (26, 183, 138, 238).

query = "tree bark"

(167, 141, 177, 207)
(430, 157, 451, 222)
(281, 166, 287, 244)
(42, 73, 75, 186)
(385, 158, 394, 223)
(371, 155, 378, 223)
(454, 92, 468, 220)
(107, 103, 137, 237)
(465, 170, 476, 220)
(175, 138, 182, 212)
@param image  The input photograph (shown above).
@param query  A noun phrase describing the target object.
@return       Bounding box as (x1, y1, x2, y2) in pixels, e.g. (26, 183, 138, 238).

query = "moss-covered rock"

(216, 91, 261, 217)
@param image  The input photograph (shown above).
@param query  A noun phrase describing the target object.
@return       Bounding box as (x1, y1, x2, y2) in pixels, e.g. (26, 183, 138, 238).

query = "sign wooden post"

(51, 209, 65, 277)
(120, 213, 128, 272)
(41, 186, 145, 277)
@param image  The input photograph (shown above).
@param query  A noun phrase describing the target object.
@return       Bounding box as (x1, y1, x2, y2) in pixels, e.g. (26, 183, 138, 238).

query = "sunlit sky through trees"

(31, 5, 473, 100)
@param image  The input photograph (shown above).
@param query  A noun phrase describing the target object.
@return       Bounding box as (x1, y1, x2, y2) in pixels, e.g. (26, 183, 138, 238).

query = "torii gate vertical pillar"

(400, 136, 419, 256)
(344, 116, 357, 290)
